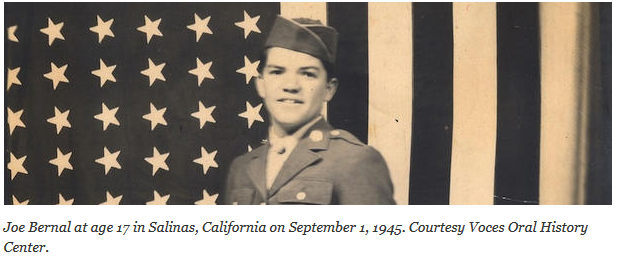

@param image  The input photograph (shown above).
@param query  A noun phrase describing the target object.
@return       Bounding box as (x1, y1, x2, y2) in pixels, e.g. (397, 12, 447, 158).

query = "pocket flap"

(277, 179, 333, 204)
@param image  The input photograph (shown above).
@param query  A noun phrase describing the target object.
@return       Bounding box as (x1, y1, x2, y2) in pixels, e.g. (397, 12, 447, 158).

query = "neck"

(270, 115, 322, 138)
(270, 120, 293, 138)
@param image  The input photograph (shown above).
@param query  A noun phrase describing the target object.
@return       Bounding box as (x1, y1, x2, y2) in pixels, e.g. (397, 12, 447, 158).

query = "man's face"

(256, 47, 337, 131)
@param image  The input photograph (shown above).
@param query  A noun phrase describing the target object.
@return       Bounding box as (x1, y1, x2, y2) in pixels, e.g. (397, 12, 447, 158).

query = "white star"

(91, 59, 117, 87)
(47, 106, 71, 134)
(40, 18, 65, 46)
(94, 103, 120, 131)
(44, 62, 69, 90)
(187, 13, 213, 42)
(195, 189, 218, 205)
(188, 58, 214, 86)
(7, 107, 26, 135)
(100, 191, 122, 205)
(142, 103, 167, 130)
(7, 152, 27, 180)
(141, 58, 166, 86)
(7, 67, 21, 91)
(146, 190, 170, 205)
(12, 196, 29, 205)
(7, 25, 19, 42)
(236, 55, 260, 84)
(234, 10, 261, 39)
(137, 15, 162, 44)
(193, 147, 218, 175)
(56, 193, 74, 205)
(238, 101, 264, 129)
(95, 147, 121, 175)
(191, 101, 216, 129)
(89, 15, 114, 43)
(144, 147, 169, 176)
(49, 148, 73, 176)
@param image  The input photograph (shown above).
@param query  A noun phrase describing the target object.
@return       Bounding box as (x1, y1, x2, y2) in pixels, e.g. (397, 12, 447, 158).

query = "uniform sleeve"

(334, 146, 396, 205)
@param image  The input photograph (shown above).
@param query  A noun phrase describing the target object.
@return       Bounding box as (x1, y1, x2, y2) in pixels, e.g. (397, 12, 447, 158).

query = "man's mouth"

(277, 98, 303, 104)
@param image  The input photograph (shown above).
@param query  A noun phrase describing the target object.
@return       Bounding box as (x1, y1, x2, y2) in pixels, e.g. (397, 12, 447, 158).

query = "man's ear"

(324, 78, 338, 102)
(255, 75, 266, 98)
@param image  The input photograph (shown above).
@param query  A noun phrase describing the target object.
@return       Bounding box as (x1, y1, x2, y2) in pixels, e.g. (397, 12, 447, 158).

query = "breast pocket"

(230, 187, 256, 205)
(276, 179, 333, 205)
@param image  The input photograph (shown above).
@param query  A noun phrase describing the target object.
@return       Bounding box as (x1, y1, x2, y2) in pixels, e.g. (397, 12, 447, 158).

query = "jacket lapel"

(268, 147, 321, 197)
(246, 145, 268, 202)
(268, 119, 332, 197)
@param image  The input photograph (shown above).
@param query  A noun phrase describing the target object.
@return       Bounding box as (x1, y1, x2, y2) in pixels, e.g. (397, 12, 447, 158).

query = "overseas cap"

(264, 16, 339, 65)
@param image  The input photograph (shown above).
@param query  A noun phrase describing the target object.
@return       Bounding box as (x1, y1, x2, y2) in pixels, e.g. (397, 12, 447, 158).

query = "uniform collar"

(266, 118, 332, 197)
(301, 118, 332, 151)
(246, 117, 333, 201)
(250, 117, 333, 159)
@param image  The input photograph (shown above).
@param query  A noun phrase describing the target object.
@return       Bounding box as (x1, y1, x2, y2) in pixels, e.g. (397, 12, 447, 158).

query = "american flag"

(5, 3, 611, 205)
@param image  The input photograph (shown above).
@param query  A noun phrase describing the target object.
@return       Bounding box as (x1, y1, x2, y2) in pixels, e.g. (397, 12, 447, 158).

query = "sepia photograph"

(4, 2, 611, 205)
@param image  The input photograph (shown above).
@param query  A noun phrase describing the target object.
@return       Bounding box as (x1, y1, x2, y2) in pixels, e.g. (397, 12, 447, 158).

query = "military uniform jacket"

(222, 119, 396, 205)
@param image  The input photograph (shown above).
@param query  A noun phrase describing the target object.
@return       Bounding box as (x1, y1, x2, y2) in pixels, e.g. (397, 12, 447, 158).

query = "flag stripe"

(539, 3, 590, 204)
(494, 3, 541, 205)
(585, 2, 611, 205)
(449, 3, 497, 205)
(409, 3, 453, 205)
(327, 2, 369, 144)
(367, 2, 413, 205)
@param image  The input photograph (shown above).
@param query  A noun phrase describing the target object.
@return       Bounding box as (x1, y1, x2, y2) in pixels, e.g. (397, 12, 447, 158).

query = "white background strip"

(449, 2, 497, 205)
(539, 3, 592, 205)
(368, 3, 413, 205)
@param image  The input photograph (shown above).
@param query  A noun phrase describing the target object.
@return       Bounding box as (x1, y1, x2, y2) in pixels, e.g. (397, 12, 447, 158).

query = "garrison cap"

(264, 15, 339, 65)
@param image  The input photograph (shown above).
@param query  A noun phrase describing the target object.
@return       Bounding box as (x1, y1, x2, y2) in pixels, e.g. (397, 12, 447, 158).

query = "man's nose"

(282, 75, 301, 93)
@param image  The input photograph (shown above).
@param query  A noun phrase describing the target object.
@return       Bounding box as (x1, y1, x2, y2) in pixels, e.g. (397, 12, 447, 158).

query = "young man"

(222, 16, 395, 205)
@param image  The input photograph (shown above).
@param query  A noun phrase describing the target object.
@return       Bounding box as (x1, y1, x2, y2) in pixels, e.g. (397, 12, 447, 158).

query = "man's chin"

(276, 119, 303, 130)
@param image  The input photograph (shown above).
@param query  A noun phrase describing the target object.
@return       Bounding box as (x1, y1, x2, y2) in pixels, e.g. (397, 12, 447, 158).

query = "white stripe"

(280, 2, 329, 118)
(539, 3, 593, 205)
(368, 3, 412, 205)
(449, 3, 497, 205)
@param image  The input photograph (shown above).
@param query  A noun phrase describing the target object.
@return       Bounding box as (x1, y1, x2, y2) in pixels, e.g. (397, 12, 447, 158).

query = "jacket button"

(260, 202, 266, 205)
(330, 130, 340, 136)
(296, 192, 306, 200)
(309, 130, 323, 142)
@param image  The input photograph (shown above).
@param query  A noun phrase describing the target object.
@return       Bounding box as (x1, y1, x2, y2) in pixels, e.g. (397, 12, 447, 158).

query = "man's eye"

(302, 72, 317, 78)
(268, 70, 283, 75)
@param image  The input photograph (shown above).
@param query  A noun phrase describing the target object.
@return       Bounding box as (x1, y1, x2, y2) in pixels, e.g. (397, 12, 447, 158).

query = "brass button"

(309, 130, 323, 142)
(296, 191, 306, 200)
(330, 130, 341, 136)
(260, 202, 266, 205)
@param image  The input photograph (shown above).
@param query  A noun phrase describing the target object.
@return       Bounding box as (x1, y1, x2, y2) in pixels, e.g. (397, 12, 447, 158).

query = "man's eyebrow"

(299, 66, 320, 70)
(265, 64, 284, 69)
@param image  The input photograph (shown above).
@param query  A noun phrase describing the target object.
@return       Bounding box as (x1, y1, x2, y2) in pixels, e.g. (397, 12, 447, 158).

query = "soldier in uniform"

(222, 15, 395, 205)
